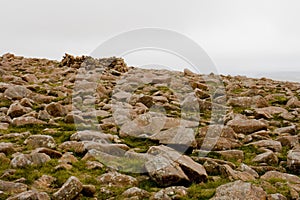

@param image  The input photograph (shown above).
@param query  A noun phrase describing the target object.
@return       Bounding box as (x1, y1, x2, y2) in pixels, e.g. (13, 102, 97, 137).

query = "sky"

(1, 0, 299, 81)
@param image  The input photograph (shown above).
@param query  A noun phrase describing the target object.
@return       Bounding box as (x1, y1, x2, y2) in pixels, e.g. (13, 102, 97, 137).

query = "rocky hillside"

(0, 53, 299, 200)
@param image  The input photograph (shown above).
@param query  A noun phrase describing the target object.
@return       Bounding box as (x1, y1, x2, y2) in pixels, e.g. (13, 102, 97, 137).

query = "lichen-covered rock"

(10, 152, 51, 168)
(121, 187, 150, 199)
(97, 171, 138, 187)
(151, 186, 188, 200)
(24, 135, 56, 149)
(52, 176, 83, 200)
(7, 190, 50, 200)
(211, 180, 267, 200)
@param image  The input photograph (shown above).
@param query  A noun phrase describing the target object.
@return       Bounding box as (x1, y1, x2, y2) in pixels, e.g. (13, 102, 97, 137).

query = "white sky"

(1, 0, 299, 81)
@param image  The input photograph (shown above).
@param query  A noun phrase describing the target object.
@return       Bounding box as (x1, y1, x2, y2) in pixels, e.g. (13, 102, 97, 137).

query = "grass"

(0, 99, 12, 108)
(121, 136, 159, 153)
(182, 178, 230, 200)
(238, 145, 261, 166)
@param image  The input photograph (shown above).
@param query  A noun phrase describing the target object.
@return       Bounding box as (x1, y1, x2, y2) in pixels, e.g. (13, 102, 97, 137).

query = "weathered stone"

(7, 102, 30, 118)
(52, 176, 83, 200)
(267, 193, 287, 200)
(227, 118, 267, 134)
(252, 151, 278, 165)
(45, 102, 66, 117)
(122, 187, 150, 199)
(11, 152, 51, 168)
(228, 96, 268, 108)
(32, 147, 62, 158)
(7, 190, 50, 200)
(12, 116, 46, 126)
(254, 106, 294, 120)
(261, 171, 300, 184)
(0, 180, 27, 194)
(70, 130, 115, 142)
(59, 141, 85, 154)
(287, 149, 300, 174)
(151, 186, 187, 200)
(276, 136, 299, 148)
(211, 180, 267, 200)
(274, 125, 297, 135)
(97, 171, 138, 187)
(24, 134, 56, 149)
(32, 175, 56, 191)
(248, 140, 282, 152)
(0, 122, 9, 130)
(0, 142, 15, 155)
(4, 85, 31, 100)
(286, 96, 300, 108)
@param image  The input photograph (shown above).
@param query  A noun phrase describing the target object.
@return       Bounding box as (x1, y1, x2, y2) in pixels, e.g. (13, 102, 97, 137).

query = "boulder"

(52, 176, 83, 200)
(12, 116, 46, 126)
(45, 102, 66, 117)
(7, 190, 50, 200)
(287, 148, 300, 174)
(0, 142, 15, 155)
(254, 106, 294, 120)
(211, 180, 267, 200)
(24, 135, 56, 149)
(97, 171, 138, 187)
(11, 152, 51, 168)
(227, 118, 267, 134)
(121, 187, 150, 199)
(261, 171, 300, 184)
(252, 151, 278, 165)
(4, 85, 31, 100)
(228, 96, 268, 108)
(151, 186, 188, 200)
(7, 102, 30, 118)
(248, 140, 282, 152)
(0, 180, 27, 194)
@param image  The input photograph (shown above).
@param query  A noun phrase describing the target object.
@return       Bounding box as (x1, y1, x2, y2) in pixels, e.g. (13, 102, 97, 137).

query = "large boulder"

(24, 135, 56, 149)
(261, 171, 300, 184)
(10, 152, 51, 168)
(97, 171, 138, 187)
(254, 106, 294, 120)
(211, 180, 267, 200)
(227, 118, 267, 134)
(228, 96, 268, 108)
(145, 145, 207, 186)
(4, 85, 31, 100)
(52, 176, 83, 200)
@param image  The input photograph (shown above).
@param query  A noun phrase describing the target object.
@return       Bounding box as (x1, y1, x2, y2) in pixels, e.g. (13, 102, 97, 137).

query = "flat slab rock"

(211, 180, 267, 200)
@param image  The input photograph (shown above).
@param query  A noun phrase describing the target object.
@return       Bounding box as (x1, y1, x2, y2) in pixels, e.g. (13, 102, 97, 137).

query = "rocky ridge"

(0, 53, 299, 199)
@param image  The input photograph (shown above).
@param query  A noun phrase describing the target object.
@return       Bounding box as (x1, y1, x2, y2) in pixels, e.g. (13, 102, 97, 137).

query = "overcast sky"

(1, 0, 299, 81)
